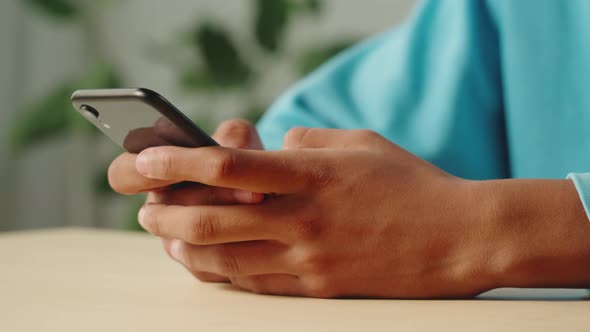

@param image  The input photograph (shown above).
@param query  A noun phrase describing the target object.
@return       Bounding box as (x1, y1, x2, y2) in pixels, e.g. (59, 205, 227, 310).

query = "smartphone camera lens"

(80, 104, 99, 119)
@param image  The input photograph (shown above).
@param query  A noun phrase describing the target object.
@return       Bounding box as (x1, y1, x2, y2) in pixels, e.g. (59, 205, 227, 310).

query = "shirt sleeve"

(256, 0, 509, 180)
(567, 173, 590, 223)
(566, 173, 590, 293)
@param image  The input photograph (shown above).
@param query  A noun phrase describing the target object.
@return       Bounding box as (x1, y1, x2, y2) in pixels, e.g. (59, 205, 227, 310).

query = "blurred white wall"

(0, 0, 415, 231)
(1, 0, 91, 231)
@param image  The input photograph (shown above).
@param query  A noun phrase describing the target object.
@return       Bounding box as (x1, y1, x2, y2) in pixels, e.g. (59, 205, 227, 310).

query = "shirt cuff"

(566, 173, 590, 223)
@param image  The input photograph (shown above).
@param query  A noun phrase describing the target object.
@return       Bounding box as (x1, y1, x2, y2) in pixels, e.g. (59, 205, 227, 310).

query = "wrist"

(470, 179, 590, 290)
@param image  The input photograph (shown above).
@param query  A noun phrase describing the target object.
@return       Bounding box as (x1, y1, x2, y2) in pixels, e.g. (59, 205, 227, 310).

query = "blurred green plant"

(12, 0, 358, 230)
(13, 0, 129, 229)
(10, 63, 121, 151)
(14, 0, 122, 150)
(170, 0, 357, 126)
(23, 0, 79, 19)
(181, 23, 253, 89)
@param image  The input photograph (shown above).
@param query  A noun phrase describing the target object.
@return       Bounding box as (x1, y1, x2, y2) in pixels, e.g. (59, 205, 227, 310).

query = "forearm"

(471, 179, 590, 289)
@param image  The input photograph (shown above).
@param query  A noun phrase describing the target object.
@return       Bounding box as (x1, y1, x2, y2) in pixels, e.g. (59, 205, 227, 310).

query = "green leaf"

(254, 0, 289, 53)
(303, 0, 322, 13)
(180, 68, 216, 91)
(76, 62, 122, 90)
(193, 23, 252, 87)
(10, 84, 73, 152)
(23, 0, 79, 19)
(297, 39, 357, 76)
(287, 0, 323, 15)
(253, 0, 321, 53)
(10, 62, 122, 152)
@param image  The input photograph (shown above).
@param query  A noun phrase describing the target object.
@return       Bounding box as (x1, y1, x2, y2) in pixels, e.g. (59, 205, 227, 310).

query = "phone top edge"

(70, 87, 219, 148)
(71, 88, 158, 101)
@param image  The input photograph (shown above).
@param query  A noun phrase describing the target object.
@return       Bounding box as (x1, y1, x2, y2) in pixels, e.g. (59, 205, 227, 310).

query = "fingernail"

(170, 239, 182, 261)
(136, 151, 151, 176)
(233, 190, 265, 204)
(137, 206, 146, 228)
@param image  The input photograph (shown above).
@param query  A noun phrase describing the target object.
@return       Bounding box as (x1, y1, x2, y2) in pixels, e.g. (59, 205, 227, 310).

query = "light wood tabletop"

(0, 228, 588, 332)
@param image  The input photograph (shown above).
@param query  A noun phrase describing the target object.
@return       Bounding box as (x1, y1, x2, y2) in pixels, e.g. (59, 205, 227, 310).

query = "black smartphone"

(71, 88, 218, 153)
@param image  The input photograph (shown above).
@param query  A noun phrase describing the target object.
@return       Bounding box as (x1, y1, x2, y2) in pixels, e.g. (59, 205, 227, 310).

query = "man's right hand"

(107, 119, 265, 282)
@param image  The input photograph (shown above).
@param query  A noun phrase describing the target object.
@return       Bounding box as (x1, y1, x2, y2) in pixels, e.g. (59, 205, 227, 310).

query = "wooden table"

(1, 228, 588, 331)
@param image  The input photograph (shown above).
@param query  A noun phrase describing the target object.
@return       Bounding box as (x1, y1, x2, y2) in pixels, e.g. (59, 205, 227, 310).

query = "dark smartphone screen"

(71, 88, 217, 153)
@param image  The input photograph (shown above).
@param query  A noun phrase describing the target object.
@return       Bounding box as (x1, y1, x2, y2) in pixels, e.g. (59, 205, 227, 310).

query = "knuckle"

(189, 211, 220, 244)
(283, 127, 312, 149)
(154, 150, 175, 177)
(305, 278, 338, 298)
(213, 246, 241, 276)
(311, 163, 336, 189)
(354, 129, 382, 143)
(297, 250, 333, 276)
(209, 151, 237, 182)
(291, 216, 323, 242)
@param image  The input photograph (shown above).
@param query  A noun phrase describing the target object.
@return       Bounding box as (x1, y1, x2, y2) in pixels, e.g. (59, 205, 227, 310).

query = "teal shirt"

(257, 0, 590, 220)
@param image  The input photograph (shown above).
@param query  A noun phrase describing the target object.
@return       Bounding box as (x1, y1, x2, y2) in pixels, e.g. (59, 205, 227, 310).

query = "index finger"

(135, 146, 323, 193)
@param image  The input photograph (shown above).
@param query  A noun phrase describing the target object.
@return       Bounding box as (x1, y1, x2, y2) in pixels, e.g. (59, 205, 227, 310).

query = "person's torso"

(490, 0, 590, 178)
